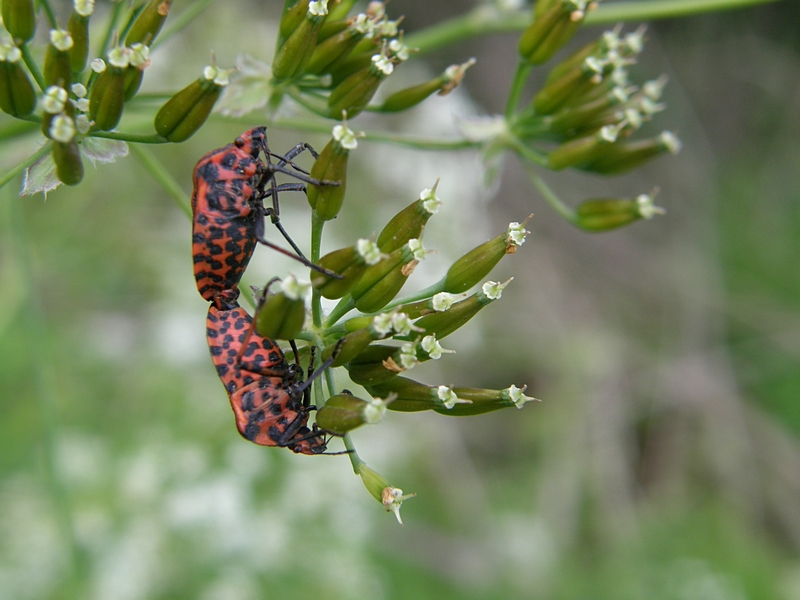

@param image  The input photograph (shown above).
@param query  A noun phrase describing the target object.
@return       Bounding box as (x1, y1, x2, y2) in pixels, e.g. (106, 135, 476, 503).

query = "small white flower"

(279, 274, 310, 300)
(357, 238, 384, 265)
(636, 193, 666, 220)
(363, 397, 387, 424)
(505, 384, 538, 409)
(42, 86, 68, 114)
(308, 0, 328, 17)
(419, 184, 442, 214)
(382, 486, 415, 525)
(74, 0, 95, 18)
(49, 114, 76, 143)
(420, 335, 454, 360)
(431, 292, 460, 312)
(390, 313, 423, 337)
(659, 131, 682, 154)
(506, 222, 528, 246)
(50, 29, 74, 52)
(0, 43, 22, 62)
(388, 39, 409, 62)
(398, 342, 419, 370)
(372, 52, 394, 76)
(128, 43, 150, 69)
(71, 83, 87, 98)
(406, 238, 428, 261)
(481, 278, 512, 300)
(371, 313, 394, 336)
(90, 58, 106, 73)
(332, 123, 358, 150)
(437, 386, 471, 410)
(73, 98, 90, 112)
(107, 46, 130, 68)
(75, 114, 92, 134)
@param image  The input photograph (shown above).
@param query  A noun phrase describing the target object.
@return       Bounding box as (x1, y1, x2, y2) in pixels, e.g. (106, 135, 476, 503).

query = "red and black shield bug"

(205, 288, 329, 455)
(191, 126, 339, 303)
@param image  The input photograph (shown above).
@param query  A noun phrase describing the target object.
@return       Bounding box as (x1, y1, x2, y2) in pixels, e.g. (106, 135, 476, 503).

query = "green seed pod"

(272, 1, 328, 81)
(49, 114, 83, 186)
(315, 393, 387, 435)
(311, 238, 383, 299)
(67, 1, 94, 73)
(326, 59, 384, 118)
(44, 30, 74, 87)
(575, 192, 665, 232)
(154, 64, 230, 142)
(279, 0, 310, 40)
(356, 462, 414, 524)
(345, 343, 400, 385)
(533, 56, 606, 116)
(325, 0, 357, 23)
(549, 87, 628, 135)
(581, 131, 682, 174)
(322, 327, 376, 367)
(0, 44, 36, 117)
(378, 58, 475, 113)
(123, 43, 150, 101)
(368, 377, 536, 416)
(394, 292, 463, 320)
(254, 276, 309, 341)
(520, 1, 592, 66)
(89, 47, 129, 131)
(443, 222, 527, 294)
(317, 17, 350, 43)
(377, 183, 441, 253)
(307, 121, 357, 221)
(306, 17, 367, 75)
(518, 1, 565, 64)
(2, 0, 36, 43)
(351, 240, 427, 314)
(126, 0, 172, 46)
(415, 280, 510, 340)
(547, 124, 621, 170)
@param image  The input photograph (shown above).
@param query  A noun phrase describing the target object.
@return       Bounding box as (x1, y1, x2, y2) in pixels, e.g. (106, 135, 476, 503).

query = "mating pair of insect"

(191, 126, 343, 455)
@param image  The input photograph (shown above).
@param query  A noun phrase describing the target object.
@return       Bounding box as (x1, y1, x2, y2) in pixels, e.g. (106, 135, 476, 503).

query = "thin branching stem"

(20, 43, 46, 91)
(129, 144, 191, 217)
(154, 0, 222, 49)
(505, 61, 533, 121)
(0, 142, 51, 191)
(525, 165, 579, 225)
(37, 0, 57, 29)
(89, 131, 168, 144)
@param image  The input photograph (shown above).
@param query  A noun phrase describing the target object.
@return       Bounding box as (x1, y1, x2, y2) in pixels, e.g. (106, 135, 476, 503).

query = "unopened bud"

(415, 279, 511, 339)
(575, 191, 664, 231)
(44, 30, 74, 87)
(356, 463, 414, 524)
(351, 239, 427, 313)
(308, 119, 358, 221)
(315, 393, 388, 434)
(154, 64, 229, 142)
(88, 50, 128, 131)
(52, 136, 84, 186)
(581, 131, 681, 174)
(2, 0, 36, 43)
(126, 0, 172, 46)
(272, 0, 328, 81)
(443, 221, 527, 294)
(377, 182, 442, 253)
(311, 239, 384, 299)
(254, 276, 309, 340)
(0, 44, 36, 117)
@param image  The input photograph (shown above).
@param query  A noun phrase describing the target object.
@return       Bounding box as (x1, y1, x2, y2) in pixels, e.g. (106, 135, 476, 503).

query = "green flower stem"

(376, 279, 447, 314)
(287, 88, 330, 119)
(89, 131, 169, 144)
(97, 1, 126, 65)
(325, 296, 356, 328)
(154, 0, 222, 49)
(20, 44, 46, 91)
(509, 138, 549, 167)
(37, 0, 57, 29)
(129, 144, 192, 218)
(406, 0, 780, 56)
(525, 165, 579, 225)
(322, 368, 361, 469)
(311, 211, 325, 328)
(5, 190, 81, 587)
(0, 142, 51, 191)
(505, 61, 533, 121)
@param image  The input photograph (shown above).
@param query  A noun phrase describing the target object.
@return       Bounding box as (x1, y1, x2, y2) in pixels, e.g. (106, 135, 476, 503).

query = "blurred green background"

(2, 1, 799, 598)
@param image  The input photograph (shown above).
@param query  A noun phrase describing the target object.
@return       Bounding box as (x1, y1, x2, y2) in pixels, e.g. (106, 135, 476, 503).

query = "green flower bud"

(44, 29, 74, 87)
(254, 275, 309, 340)
(88, 47, 129, 131)
(315, 392, 388, 434)
(356, 462, 414, 524)
(272, 0, 328, 81)
(533, 56, 608, 116)
(415, 279, 511, 340)
(395, 291, 463, 320)
(306, 16, 369, 75)
(352, 239, 428, 314)
(548, 86, 628, 134)
(154, 63, 230, 142)
(327, 42, 405, 118)
(376, 182, 442, 253)
(279, 0, 311, 40)
(123, 43, 150, 101)
(2, 0, 36, 43)
(0, 44, 36, 117)
(311, 238, 384, 299)
(126, 0, 172, 46)
(519, 1, 593, 65)
(575, 192, 664, 231)
(547, 124, 621, 170)
(368, 378, 537, 416)
(378, 58, 475, 113)
(307, 120, 358, 221)
(66, 1, 94, 73)
(51, 127, 84, 186)
(581, 131, 681, 174)
(443, 221, 527, 294)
